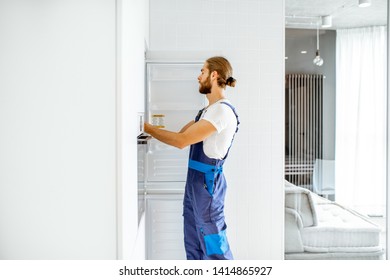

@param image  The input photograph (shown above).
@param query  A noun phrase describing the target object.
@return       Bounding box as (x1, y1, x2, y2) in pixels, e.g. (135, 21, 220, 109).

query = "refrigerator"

(141, 62, 206, 259)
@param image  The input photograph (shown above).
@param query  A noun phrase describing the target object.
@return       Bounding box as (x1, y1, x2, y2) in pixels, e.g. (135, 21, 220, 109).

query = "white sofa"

(285, 180, 384, 260)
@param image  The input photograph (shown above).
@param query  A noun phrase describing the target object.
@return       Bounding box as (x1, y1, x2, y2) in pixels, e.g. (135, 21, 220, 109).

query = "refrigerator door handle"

(137, 134, 151, 145)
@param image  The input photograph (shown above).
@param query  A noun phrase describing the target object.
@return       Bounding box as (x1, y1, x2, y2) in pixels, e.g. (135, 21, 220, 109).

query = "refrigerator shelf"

(147, 63, 202, 81)
(149, 103, 204, 111)
(149, 77, 196, 82)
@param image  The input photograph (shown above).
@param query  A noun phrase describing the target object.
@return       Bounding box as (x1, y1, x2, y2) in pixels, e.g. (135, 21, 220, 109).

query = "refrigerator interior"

(145, 62, 206, 187)
(144, 62, 207, 259)
(146, 63, 206, 132)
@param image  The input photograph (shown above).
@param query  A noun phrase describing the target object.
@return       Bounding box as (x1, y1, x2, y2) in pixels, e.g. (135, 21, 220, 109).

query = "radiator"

(285, 74, 323, 188)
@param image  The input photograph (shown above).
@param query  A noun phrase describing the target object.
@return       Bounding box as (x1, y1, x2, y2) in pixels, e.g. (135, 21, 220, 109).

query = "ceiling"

(285, 0, 387, 29)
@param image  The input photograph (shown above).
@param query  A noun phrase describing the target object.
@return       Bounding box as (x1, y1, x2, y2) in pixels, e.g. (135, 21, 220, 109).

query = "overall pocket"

(201, 223, 229, 256)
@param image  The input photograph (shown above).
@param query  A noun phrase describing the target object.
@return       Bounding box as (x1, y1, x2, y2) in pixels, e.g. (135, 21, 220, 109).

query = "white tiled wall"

(149, 0, 285, 259)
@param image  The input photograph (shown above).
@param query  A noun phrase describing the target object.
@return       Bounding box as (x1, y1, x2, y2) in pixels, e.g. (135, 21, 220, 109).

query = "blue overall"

(183, 102, 239, 260)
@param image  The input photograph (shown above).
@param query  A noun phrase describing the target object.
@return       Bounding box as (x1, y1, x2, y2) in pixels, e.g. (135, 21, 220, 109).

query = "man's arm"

(179, 120, 195, 133)
(144, 120, 216, 149)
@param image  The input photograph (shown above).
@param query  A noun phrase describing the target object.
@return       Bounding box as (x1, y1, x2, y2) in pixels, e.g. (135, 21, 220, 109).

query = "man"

(144, 56, 239, 260)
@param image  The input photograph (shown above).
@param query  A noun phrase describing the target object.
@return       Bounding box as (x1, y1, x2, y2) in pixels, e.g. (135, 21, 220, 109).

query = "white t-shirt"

(200, 99, 238, 159)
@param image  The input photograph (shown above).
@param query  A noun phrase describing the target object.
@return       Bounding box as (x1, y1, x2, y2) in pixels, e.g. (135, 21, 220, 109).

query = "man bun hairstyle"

(226, 77, 236, 87)
(206, 56, 236, 89)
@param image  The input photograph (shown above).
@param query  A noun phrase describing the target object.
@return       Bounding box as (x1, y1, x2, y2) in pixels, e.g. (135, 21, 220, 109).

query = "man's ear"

(211, 70, 218, 80)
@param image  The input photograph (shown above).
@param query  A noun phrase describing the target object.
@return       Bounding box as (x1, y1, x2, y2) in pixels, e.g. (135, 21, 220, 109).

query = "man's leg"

(183, 191, 203, 260)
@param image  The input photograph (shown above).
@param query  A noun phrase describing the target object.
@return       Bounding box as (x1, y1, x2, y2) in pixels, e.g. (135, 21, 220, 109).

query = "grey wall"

(285, 28, 336, 160)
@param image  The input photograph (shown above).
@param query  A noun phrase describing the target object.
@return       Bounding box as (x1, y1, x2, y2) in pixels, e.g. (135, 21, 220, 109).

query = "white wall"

(117, 0, 148, 259)
(387, 1, 390, 261)
(149, 0, 285, 259)
(0, 0, 284, 260)
(0, 0, 120, 259)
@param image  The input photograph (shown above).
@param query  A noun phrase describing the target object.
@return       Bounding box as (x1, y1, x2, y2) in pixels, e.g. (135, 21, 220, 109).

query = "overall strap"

(195, 108, 206, 122)
(188, 159, 223, 196)
(220, 102, 240, 160)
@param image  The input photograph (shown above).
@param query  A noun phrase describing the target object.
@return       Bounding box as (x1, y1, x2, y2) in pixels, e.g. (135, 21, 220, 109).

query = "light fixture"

(321, 15, 332, 28)
(358, 0, 371, 8)
(313, 50, 323, 66)
(313, 22, 323, 66)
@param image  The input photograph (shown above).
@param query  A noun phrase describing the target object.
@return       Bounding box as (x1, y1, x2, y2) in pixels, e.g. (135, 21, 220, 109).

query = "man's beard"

(199, 76, 212, 94)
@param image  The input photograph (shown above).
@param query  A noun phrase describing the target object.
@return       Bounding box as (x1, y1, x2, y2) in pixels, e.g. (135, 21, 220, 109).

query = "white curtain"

(335, 26, 387, 216)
